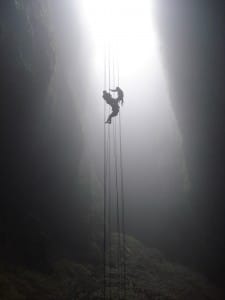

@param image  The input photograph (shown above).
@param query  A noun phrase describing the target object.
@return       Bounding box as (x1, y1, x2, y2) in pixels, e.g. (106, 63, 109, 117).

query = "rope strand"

(103, 43, 107, 300)
(103, 40, 126, 300)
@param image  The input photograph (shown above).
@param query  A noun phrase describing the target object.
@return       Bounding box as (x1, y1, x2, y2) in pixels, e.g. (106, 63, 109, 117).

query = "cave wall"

(0, 0, 94, 269)
(155, 0, 225, 279)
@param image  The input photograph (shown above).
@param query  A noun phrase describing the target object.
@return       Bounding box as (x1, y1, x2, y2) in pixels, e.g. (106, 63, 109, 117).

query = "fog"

(64, 0, 187, 249)
(2, 1, 225, 297)
(13, 0, 190, 263)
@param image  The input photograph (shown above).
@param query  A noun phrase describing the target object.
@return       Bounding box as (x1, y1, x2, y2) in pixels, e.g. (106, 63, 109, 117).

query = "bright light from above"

(79, 0, 182, 203)
(81, 0, 159, 77)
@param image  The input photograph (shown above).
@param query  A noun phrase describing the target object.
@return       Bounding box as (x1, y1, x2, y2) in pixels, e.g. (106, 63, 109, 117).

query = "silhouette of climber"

(103, 87, 124, 124)
(110, 86, 124, 105)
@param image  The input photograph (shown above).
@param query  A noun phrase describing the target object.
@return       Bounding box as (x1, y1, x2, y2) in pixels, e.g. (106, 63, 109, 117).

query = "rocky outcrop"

(0, 236, 223, 299)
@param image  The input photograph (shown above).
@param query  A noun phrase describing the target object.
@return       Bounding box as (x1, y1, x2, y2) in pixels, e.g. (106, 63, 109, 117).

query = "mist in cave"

(0, 1, 225, 299)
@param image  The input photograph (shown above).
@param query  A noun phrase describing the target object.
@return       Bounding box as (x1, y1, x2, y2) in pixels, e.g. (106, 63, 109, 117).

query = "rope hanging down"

(103, 44, 126, 300)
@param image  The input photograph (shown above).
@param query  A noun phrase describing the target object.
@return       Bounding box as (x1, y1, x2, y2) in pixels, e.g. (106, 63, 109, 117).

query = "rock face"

(0, 236, 223, 299)
(0, 1, 55, 267)
(0, 0, 93, 268)
(154, 1, 225, 279)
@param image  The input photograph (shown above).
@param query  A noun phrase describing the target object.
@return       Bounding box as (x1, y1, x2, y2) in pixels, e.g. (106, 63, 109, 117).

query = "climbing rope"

(103, 41, 107, 300)
(103, 42, 126, 300)
(117, 54, 126, 299)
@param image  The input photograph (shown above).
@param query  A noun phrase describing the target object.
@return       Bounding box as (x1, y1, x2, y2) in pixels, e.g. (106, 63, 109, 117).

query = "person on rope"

(110, 86, 124, 105)
(103, 88, 124, 124)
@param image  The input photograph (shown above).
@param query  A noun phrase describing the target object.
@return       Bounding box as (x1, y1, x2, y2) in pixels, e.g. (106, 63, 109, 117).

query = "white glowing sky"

(80, 0, 160, 79)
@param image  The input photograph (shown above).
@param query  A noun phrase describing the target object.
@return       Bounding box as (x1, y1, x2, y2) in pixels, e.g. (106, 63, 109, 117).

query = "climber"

(110, 86, 124, 105)
(102, 88, 124, 124)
